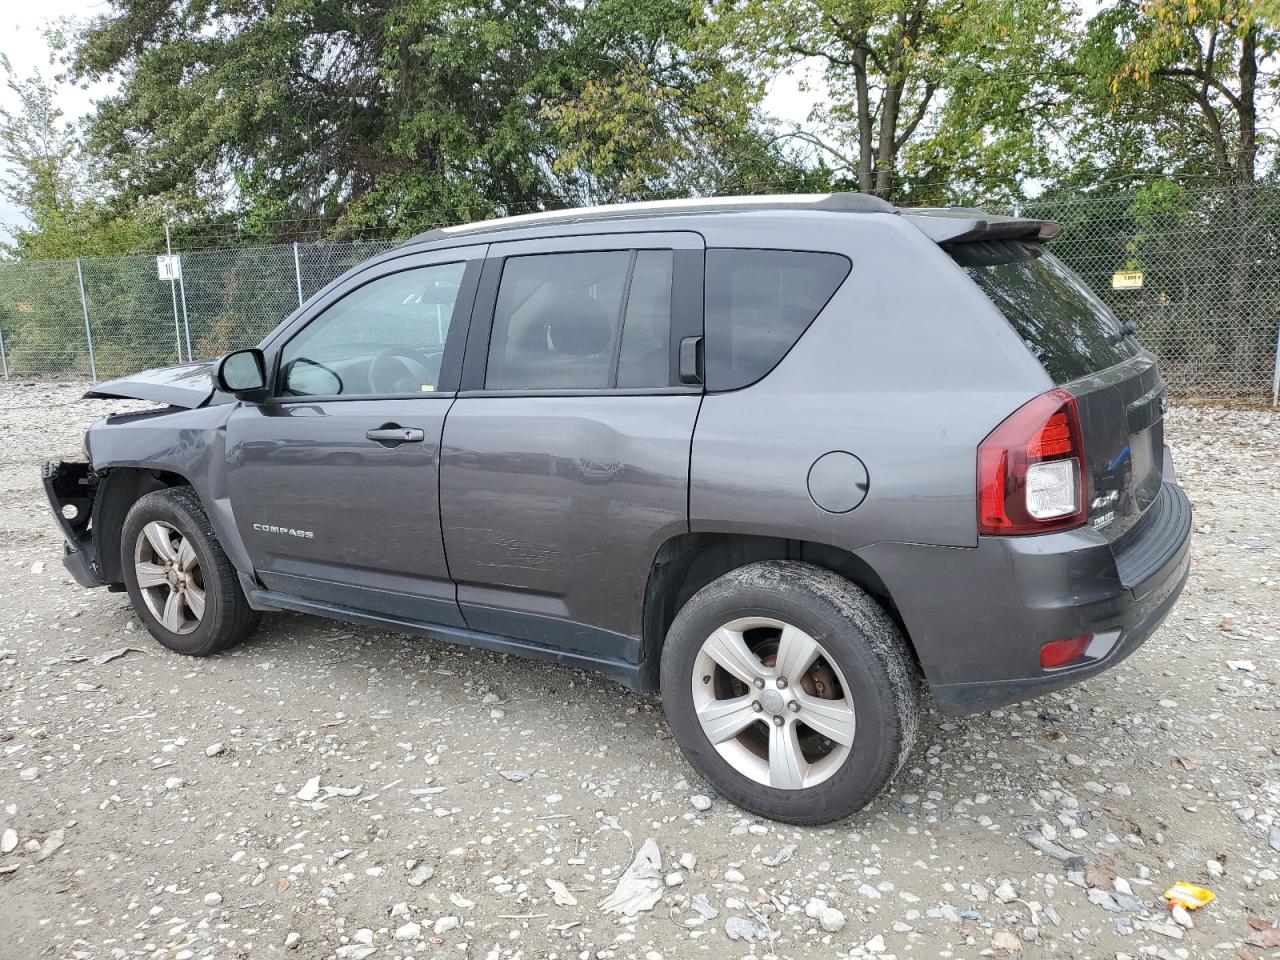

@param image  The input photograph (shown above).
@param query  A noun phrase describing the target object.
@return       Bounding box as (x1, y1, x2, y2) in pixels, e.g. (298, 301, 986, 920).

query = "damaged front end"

(42, 460, 104, 587)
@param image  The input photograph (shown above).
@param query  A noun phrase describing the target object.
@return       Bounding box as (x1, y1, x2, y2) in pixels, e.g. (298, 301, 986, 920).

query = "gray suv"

(44, 194, 1191, 824)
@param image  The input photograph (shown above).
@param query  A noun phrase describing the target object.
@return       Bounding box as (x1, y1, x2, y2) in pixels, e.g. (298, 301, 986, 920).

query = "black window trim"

(459, 231, 705, 396)
(262, 250, 485, 405)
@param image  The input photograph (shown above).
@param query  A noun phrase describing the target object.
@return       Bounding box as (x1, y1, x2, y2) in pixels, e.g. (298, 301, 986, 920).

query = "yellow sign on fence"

(1111, 270, 1144, 289)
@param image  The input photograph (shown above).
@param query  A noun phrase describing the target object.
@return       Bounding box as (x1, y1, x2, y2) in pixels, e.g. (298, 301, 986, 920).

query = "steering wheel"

(368, 347, 442, 394)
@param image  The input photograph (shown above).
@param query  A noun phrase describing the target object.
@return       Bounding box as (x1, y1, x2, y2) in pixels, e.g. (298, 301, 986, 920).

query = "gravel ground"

(1, 379, 1278, 960)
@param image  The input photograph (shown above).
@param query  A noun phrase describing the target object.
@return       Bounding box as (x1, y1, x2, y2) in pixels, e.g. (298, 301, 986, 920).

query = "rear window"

(705, 248, 851, 391)
(955, 241, 1140, 384)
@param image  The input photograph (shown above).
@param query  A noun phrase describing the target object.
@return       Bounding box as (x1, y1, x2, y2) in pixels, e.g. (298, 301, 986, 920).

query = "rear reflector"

(1040, 634, 1092, 669)
(978, 388, 1087, 535)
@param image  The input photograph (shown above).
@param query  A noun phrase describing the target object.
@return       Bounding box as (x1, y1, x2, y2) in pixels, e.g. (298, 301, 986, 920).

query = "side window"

(704, 249, 851, 391)
(486, 249, 674, 390)
(280, 261, 467, 397)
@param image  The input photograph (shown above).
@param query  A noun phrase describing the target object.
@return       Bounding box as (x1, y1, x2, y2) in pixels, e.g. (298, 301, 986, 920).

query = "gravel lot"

(1, 379, 1278, 960)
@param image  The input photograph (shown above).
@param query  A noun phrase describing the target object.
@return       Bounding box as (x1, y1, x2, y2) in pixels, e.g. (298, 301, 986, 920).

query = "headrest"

(545, 294, 612, 356)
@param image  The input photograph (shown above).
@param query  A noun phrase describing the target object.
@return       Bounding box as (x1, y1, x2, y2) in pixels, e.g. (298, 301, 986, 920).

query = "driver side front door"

(224, 245, 484, 626)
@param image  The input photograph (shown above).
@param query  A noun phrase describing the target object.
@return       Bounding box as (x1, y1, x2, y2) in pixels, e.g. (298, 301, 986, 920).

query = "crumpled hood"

(84, 362, 216, 408)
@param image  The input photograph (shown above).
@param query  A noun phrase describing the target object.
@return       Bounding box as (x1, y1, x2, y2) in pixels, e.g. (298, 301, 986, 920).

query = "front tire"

(660, 561, 921, 824)
(121, 486, 261, 656)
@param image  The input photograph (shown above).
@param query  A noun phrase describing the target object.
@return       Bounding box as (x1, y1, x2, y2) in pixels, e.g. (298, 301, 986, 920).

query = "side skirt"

(246, 588, 654, 693)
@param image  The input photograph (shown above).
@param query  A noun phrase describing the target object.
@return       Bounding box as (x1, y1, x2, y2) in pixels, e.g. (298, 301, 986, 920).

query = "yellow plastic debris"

(1164, 882, 1215, 910)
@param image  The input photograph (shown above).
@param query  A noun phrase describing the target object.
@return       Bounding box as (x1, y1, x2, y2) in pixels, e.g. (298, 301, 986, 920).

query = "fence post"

(76, 259, 98, 383)
(165, 223, 184, 363)
(1272, 321, 1280, 407)
(0, 319, 8, 380)
(178, 267, 193, 361)
(293, 241, 304, 308)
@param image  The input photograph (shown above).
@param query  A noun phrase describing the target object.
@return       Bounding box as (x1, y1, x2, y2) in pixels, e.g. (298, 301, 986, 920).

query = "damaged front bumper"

(42, 461, 104, 588)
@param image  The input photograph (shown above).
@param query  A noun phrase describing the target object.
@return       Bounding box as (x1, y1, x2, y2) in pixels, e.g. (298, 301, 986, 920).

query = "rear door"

(225, 245, 484, 625)
(956, 242, 1163, 542)
(439, 232, 704, 661)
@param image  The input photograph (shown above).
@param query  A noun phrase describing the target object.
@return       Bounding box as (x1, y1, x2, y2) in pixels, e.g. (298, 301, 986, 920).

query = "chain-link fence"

(0, 240, 393, 381)
(1, 185, 1278, 403)
(1014, 183, 1280, 404)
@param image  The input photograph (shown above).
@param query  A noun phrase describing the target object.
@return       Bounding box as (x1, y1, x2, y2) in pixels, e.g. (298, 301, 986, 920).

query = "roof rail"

(404, 192, 896, 245)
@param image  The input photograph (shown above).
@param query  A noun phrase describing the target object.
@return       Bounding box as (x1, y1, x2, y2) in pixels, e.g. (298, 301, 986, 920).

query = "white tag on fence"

(156, 255, 183, 281)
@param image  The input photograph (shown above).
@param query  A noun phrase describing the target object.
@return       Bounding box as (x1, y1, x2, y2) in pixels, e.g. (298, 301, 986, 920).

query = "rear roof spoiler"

(902, 207, 1062, 244)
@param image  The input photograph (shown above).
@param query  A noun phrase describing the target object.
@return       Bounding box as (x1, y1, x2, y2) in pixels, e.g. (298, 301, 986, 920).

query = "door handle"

(366, 425, 425, 445)
(678, 336, 704, 385)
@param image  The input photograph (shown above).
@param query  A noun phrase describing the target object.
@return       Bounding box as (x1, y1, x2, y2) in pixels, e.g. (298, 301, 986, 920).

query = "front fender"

(88, 404, 256, 583)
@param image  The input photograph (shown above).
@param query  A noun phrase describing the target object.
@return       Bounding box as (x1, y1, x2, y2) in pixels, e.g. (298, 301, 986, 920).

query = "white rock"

(1170, 904, 1194, 929)
(393, 922, 422, 940)
(994, 880, 1018, 903)
(723, 868, 745, 884)
(18, 767, 38, 782)
(819, 906, 846, 933)
(690, 794, 712, 811)
(678, 852, 697, 871)
(866, 933, 886, 953)
(805, 898, 827, 920)
(407, 863, 435, 886)
(546, 877, 577, 906)
(203, 892, 222, 907)
(284, 932, 300, 949)
(665, 871, 684, 887)
(0, 829, 16, 853)
(163, 776, 184, 791)
(205, 742, 224, 757)
(295, 776, 322, 801)
(433, 916, 460, 935)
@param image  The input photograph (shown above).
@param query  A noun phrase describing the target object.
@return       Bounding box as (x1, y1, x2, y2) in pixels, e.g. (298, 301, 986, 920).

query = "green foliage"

(711, 0, 1076, 203)
(72, 0, 801, 241)
(1064, 0, 1277, 188)
(0, 58, 159, 260)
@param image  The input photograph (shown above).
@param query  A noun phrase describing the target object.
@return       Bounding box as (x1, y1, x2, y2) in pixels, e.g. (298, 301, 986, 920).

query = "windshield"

(955, 241, 1141, 384)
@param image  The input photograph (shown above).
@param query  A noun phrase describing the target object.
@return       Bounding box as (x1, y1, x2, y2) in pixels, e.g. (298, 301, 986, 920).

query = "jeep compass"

(44, 194, 1191, 823)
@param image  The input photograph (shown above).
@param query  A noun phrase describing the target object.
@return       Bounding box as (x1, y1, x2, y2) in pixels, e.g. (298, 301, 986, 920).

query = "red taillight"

(978, 388, 1087, 535)
(1040, 634, 1092, 669)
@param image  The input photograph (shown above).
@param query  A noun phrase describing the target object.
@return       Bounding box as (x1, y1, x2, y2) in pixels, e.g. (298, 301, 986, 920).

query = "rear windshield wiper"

(1107, 322, 1137, 346)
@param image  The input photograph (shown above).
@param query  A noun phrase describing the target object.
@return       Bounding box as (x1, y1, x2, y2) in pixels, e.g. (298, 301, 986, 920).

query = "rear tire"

(660, 560, 920, 824)
(120, 486, 261, 656)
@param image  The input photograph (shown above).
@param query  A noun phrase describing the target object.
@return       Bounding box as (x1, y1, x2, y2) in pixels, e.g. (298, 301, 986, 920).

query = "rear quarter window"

(956, 242, 1140, 384)
(704, 248, 851, 391)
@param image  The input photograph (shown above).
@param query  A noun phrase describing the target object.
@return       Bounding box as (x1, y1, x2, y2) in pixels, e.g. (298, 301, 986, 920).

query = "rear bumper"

(42, 461, 105, 588)
(859, 480, 1192, 716)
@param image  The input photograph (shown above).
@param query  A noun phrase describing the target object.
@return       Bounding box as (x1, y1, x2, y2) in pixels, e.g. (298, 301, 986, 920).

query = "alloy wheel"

(691, 616, 856, 790)
(133, 521, 206, 635)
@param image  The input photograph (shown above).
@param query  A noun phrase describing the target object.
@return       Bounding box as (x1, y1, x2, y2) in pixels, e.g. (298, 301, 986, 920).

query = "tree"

(716, 0, 1075, 203)
(0, 55, 157, 260)
(539, 0, 809, 200)
(1079, 0, 1277, 185)
(73, 0, 794, 241)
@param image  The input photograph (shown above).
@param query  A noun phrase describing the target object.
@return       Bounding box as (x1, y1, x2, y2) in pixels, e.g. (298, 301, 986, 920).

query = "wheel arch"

(640, 532, 920, 690)
(94, 467, 200, 585)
